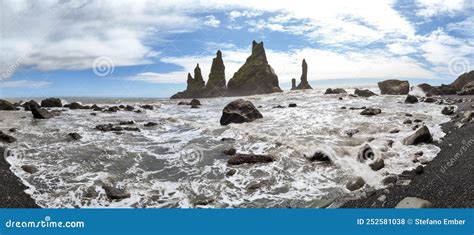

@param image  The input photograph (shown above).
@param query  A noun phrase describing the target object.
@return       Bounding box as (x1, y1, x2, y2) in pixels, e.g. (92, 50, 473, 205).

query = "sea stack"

(291, 78, 296, 90)
(170, 64, 206, 99)
(293, 59, 312, 90)
(204, 50, 227, 97)
(227, 40, 282, 96)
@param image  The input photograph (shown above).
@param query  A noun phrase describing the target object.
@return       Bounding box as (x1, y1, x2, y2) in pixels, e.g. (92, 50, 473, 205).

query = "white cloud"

(416, 0, 468, 17)
(447, 16, 474, 37)
(387, 43, 417, 55)
(203, 15, 221, 28)
(0, 80, 51, 88)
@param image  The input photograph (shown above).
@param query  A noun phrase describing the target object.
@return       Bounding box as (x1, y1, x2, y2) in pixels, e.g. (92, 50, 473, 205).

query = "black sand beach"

(342, 96, 474, 208)
(0, 147, 39, 208)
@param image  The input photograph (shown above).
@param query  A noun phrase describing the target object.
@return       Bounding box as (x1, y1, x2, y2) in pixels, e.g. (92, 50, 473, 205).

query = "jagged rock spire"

(206, 50, 226, 92)
(294, 58, 312, 90)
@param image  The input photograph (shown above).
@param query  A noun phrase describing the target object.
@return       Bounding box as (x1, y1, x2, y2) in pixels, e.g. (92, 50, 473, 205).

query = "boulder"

(414, 165, 424, 174)
(204, 50, 227, 97)
(223, 148, 237, 156)
(189, 99, 201, 106)
(346, 176, 365, 191)
(292, 59, 312, 90)
(378, 80, 409, 95)
(141, 105, 153, 110)
(119, 121, 135, 125)
(95, 124, 123, 132)
(405, 95, 418, 104)
(21, 165, 38, 174)
(354, 89, 377, 97)
(31, 105, 54, 119)
(23, 100, 40, 111)
(0, 99, 15, 110)
(450, 70, 473, 90)
(41, 98, 62, 107)
(382, 175, 398, 185)
(69, 102, 83, 110)
(306, 151, 330, 162)
(369, 158, 385, 171)
(68, 132, 82, 140)
(424, 97, 436, 103)
(124, 105, 134, 111)
(403, 125, 432, 145)
(0, 131, 17, 143)
(220, 99, 263, 125)
(360, 108, 382, 116)
(324, 88, 347, 94)
(144, 122, 158, 127)
(441, 106, 455, 115)
(227, 153, 274, 165)
(288, 103, 297, 108)
(102, 185, 131, 200)
(227, 41, 281, 96)
(357, 144, 374, 162)
(395, 197, 432, 208)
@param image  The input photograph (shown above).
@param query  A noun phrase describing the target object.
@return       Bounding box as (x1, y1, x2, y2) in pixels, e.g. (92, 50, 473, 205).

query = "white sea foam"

(0, 89, 451, 208)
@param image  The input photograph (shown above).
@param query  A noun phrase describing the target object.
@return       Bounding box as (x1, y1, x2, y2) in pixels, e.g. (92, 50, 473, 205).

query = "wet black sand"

(342, 97, 474, 208)
(0, 147, 39, 208)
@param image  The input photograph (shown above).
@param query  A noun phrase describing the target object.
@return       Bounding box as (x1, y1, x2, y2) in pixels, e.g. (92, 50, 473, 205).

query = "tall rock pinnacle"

(294, 59, 312, 90)
(170, 64, 206, 99)
(227, 40, 282, 96)
(205, 50, 227, 97)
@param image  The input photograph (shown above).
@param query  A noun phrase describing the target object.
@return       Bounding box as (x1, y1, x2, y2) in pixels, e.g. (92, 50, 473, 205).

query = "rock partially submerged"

(220, 99, 263, 125)
(68, 132, 82, 140)
(325, 88, 346, 94)
(102, 185, 130, 201)
(291, 59, 312, 90)
(31, 105, 54, 119)
(378, 80, 409, 95)
(405, 95, 418, 104)
(403, 125, 432, 145)
(441, 106, 455, 115)
(227, 41, 281, 96)
(346, 176, 365, 191)
(0, 131, 17, 143)
(360, 108, 381, 116)
(41, 98, 62, 107)
(306, 151, 331, 162)
(227, 153, 274, 165)
(354, 89, 377, 97)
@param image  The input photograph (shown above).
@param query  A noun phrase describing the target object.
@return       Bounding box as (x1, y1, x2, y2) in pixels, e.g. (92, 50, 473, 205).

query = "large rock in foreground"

(354, 89, 377, 97)
(220, 99, 263, 125)
(378, 80, 409, 95)
(41, 98, 62, 107)
(0, 99, 15, 110)
(403, 125, 432, 145)
(227, 41, 281, 96)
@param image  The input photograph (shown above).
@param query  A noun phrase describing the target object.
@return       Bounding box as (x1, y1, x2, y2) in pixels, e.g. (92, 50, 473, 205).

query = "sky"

(0, 0, 473, 98)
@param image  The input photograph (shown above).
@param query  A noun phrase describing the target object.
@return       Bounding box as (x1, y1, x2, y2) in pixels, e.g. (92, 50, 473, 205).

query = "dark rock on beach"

(69, 102, 83, 109)
(227, 153, 274, 165)
(144, 122, 158, 127)
(223, 148, 237, 156)
(288, 103, 297, 107)
(346, 176, 365, 191)
(291, 59, 312, 90)
(441, 106, 455, 115)
(23, 100, 40, 111)
(141, 105, 154, 110)
(403, 125, 432, 145)
(68, 132, 82, 140)
(21, 165, 38, 174)
(227, 41, 282, 96)
(354, 89, 377, 97)
(369, 158, 385, 171)
(41, 98, 62, 107)
(220, 99, 263, 126)
(378, 79, 409, 95)
(306, 151, 331, 162)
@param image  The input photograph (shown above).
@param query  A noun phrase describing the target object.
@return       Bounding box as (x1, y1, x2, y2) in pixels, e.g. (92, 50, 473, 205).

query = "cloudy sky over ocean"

(1, 0, 473, 97)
